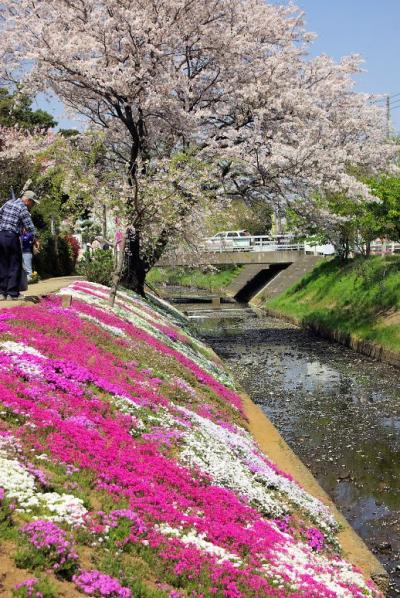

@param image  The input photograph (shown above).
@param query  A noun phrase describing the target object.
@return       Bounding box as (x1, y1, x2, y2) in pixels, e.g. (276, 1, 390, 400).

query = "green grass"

(147, 265, 243, 292)
(267, 256, 400, 353)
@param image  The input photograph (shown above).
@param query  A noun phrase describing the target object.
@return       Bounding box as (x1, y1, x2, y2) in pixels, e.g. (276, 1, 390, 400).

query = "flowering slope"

(0, 281, 380, 598)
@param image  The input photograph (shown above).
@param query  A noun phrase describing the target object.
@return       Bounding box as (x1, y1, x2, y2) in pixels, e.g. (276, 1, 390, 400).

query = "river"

(185, 304, 400, 595)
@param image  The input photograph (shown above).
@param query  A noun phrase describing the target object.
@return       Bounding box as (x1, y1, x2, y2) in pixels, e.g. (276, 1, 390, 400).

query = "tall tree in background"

(0, 88, 56, 200)
(0, 0, 395, 295)
(0, 88, 56, 131)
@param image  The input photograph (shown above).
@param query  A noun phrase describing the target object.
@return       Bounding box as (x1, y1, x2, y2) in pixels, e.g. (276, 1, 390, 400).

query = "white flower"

(0, 435, 87, 526)
(178, 407, 336, 530)
(158, 524, 242, 567)
(0, 342, 45, 358)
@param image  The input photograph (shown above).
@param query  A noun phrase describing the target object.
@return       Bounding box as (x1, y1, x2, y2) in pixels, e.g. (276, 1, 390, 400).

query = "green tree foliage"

(0, 88, 56, 130)
(0, 153, 36, 202)
(232, 199, 273, 235)
(326, 175, 400, 258)
(367, 175, 400, 242)
(30, 166, 80, 278)
(58, 128, 80, 138)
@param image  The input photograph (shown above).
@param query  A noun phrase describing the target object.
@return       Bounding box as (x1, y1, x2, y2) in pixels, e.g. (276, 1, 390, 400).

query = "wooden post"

(212, 297, 221, 309)
(61, 295, 72, 308)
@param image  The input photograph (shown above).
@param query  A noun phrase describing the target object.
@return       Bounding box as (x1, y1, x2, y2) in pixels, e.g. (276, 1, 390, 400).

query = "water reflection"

(270, 355, 341, 393)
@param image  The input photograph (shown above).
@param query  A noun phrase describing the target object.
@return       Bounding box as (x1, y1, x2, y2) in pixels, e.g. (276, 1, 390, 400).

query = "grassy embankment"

(267, 256, 400, 354)
(147, 265, 242, 292)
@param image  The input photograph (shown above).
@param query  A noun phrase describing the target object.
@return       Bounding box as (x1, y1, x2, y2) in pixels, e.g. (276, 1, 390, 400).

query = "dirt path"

(0, 276, 83, 308)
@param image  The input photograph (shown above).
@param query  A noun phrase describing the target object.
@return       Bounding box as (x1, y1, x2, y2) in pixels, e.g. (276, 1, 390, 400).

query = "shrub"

(78, 249, 114, 286)
(34, 231, 58, 279)
(16, 520, 78, 580)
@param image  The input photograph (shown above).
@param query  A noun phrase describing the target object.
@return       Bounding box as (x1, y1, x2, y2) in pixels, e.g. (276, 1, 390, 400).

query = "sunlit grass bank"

(147, 266, 242, 292)
(267, 256, 400, 353)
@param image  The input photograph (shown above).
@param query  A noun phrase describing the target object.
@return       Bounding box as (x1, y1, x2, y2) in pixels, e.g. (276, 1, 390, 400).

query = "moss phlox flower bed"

(0, 282, 381, 597)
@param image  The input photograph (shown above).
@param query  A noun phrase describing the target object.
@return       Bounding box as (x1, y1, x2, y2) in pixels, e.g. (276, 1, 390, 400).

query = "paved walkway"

(0, 276, 84, 308)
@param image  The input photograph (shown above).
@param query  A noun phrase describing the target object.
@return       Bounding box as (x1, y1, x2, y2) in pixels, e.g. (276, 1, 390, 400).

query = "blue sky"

(35, 0, 400, 132)
(296, 0, 400, 131)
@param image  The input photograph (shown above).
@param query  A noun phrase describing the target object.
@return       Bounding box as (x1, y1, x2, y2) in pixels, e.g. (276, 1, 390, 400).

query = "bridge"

(159, 236, 333, 265)
(158, 237, 327, 303)
(158, 236, 400, 304)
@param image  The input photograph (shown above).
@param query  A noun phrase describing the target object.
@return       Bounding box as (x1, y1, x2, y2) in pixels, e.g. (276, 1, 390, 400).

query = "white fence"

(200, 235, 303, 253)
(200, 236, 400, 256)
(199, 235, 336, 255)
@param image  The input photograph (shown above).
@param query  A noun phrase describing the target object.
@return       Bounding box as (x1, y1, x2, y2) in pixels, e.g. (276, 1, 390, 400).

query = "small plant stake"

(61, 295, 72, 308)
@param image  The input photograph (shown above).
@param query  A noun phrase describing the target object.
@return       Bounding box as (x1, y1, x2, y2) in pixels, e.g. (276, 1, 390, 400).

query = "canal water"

(187, 306, 400, 595)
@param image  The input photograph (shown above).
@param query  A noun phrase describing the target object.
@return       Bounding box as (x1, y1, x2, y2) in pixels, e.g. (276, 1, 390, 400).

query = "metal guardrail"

(201, 238, 400, 256)
(200, 236, 304, 253)
(178, 237, 400, 258)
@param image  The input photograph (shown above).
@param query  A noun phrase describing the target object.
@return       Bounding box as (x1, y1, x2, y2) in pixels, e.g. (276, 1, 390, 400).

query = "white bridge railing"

(193, 236, 400, 256)
(199, 236, 305, 253)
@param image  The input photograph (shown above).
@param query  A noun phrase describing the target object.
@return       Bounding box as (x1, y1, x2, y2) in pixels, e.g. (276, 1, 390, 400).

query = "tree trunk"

(102, 205, 107, 239)
(109, 230, 127, 307)
(120, 230, 148, 297)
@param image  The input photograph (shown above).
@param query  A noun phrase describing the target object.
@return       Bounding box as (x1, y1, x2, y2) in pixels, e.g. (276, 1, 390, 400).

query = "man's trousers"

(0, 230, 22, 298)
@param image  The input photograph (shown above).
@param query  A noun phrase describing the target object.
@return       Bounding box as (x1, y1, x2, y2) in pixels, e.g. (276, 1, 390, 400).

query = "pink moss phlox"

(70, 297, 243, 413)
(72, 282, 190, 345)
(72, 570, 132, 597)
(14, 577, 42, 598)
(0, 285, 382, 597)
(22, 520, 78, 567)
(305, 527, 326, 552)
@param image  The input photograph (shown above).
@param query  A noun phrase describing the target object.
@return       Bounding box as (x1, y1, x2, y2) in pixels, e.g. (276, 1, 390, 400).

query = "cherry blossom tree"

(0, 0, 394, 295)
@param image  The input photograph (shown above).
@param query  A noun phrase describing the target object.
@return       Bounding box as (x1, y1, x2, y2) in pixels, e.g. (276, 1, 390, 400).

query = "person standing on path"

(0, 190, 38, 300)
(21, 230, 36, 282)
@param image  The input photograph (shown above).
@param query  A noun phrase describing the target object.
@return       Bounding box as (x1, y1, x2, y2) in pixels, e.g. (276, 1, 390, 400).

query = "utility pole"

(386, 95, 391, 138)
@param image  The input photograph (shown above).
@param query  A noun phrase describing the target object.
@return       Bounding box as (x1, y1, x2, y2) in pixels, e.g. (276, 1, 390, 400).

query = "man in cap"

(0, 190, 38, 300)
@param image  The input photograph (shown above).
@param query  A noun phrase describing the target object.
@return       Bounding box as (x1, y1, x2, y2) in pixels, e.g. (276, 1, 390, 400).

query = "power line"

(371, 93, 400, 105)
(386, 96, 390, 137)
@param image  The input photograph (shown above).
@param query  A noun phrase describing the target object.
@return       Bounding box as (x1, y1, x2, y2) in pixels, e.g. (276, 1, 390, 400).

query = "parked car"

(205, 230, 252, 251)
